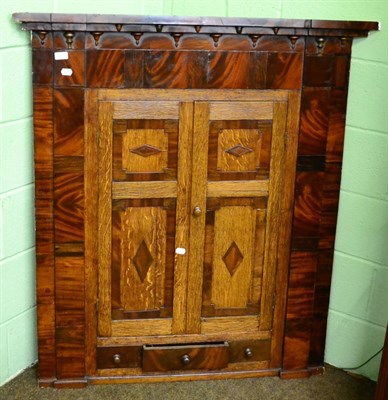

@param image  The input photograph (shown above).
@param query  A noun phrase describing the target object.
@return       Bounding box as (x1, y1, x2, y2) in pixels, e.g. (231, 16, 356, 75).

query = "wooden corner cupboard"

(13, 13, 378, 388)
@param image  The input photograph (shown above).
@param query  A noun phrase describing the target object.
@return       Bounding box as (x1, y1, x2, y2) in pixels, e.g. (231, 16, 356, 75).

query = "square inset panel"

(122, 129, 168, 173)
(113, 119, 178, 181)
(208, 120, 272, 181)
(217, 128, 262, 172)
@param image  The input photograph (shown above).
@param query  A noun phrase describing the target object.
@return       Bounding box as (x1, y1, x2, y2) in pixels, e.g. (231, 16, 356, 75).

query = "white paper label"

(54, 51, 69, 60)
(61, 68, 73, 76)
(175, 247, 186, 255)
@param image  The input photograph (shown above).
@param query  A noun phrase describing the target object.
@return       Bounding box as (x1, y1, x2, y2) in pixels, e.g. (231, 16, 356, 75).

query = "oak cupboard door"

(186, 96, 299, 346)
(92, 97, 194, 339)
(86, 89, 299, 372)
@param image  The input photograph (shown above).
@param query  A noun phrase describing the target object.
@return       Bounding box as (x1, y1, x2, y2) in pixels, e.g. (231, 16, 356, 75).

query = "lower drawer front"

(142, 343, 229, 372)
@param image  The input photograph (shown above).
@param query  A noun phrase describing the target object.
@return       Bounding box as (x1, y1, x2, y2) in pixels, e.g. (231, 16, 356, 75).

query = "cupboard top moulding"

(13, 13, 379, 388)
(13, 13, 379, 34)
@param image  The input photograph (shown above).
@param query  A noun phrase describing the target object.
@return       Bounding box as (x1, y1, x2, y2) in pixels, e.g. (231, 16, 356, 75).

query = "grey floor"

(0, 365, 376, 400)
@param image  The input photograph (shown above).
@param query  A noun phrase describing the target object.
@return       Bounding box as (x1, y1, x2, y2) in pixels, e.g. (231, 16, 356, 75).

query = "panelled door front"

(87, 89, 299, 363)
(95, 97, 193, 338)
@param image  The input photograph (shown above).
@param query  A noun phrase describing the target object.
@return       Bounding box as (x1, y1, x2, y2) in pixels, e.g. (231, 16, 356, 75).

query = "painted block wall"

(0, 0, 387, 385)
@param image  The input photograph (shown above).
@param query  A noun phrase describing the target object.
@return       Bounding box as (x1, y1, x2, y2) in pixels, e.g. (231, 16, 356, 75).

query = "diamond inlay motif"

(133, 240, 154, 282)
(130, 144, 162, 157)
(222, 242, 244, 276)
(225, 144, 254, 157)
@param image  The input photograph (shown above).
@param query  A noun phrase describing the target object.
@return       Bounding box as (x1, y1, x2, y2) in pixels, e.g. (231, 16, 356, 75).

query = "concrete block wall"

(0, 0, 387, 385)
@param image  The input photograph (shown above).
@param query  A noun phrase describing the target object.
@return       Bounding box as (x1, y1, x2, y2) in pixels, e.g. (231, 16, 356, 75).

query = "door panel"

(97, 100, 191, 338)
(187, 99, 294, 338)
(89, 90, 298, 360)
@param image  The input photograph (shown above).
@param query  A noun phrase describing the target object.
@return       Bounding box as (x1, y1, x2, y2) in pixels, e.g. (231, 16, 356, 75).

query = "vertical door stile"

(260, 101, 288, 331)
(172, 102, 194, 334)
(97, 101, 113, 337)
(84, 89, 99, 375)
(270, 92, 301, 368)
(186, 102, 210, 334)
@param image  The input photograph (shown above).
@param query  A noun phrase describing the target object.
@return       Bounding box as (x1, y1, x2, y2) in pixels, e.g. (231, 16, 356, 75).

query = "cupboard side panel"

(33, 85, 56, 383)
(284, 39, 352, 374)
(55, 257, 85, 379)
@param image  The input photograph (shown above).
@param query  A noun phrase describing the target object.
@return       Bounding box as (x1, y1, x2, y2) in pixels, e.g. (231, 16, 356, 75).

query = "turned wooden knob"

(193, 206, 202, 217)
(181, 354, 191, 365)
(113, 354, 121, 364)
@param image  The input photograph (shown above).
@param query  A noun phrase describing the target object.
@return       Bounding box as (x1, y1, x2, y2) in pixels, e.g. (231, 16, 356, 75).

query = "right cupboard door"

(187, 94, 300, 364)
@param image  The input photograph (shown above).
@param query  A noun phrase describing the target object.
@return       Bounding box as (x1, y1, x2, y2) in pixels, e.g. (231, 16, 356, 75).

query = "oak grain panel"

(111, 319, 172, 337)
(209, 101, 273, 120)
(84, 89, 99, 375)
(201, 316, 259, 335)
(211, 206, 255, 309)
(98, 89, 288, 102)
(97, 101, 113, 337)
(207, 181, 268, 197)
(270, 91, 301, 368)
(113, 101, 179, 119)
(117, 206, 167, 312)
(172, 102, 194, 334)
(112, 181, 177, 199)
(260, 101, 287, 330)
(186, 102, 210, 334)
(121, 128, 168, 173)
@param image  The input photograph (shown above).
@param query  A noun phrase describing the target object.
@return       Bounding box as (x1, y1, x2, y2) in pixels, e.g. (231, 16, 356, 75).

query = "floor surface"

(0, 365, 377, 400)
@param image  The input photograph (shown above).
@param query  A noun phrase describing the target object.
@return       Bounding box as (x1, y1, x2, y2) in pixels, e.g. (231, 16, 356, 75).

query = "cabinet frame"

(12, 12, 378, 387)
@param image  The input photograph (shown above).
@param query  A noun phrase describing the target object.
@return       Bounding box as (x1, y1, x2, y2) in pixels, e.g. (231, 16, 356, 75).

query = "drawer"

(229, 339, 271, 363)
(142, 342, 229, 372)
(97, 346, 141, 369)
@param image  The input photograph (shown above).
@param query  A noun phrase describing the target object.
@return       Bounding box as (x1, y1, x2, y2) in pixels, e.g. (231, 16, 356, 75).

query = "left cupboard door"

(88, 95, 193, 341)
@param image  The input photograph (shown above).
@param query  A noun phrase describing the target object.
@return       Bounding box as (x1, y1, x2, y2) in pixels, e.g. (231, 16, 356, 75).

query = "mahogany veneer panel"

(14, 12, 378, 388)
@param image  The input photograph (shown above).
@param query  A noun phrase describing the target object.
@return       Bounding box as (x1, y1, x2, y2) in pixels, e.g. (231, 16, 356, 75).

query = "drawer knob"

(181, 354, 191, 365)
(193, 206, 202, 217)
(113, 354, 121, 364)
(244, 348, 253, 358)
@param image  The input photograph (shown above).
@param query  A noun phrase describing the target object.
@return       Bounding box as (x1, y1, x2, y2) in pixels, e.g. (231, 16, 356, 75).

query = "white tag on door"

(175, 247, 186, 255)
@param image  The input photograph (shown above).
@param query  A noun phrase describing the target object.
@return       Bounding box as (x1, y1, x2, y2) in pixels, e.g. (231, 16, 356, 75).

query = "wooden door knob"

(193, 206, 202, 217)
